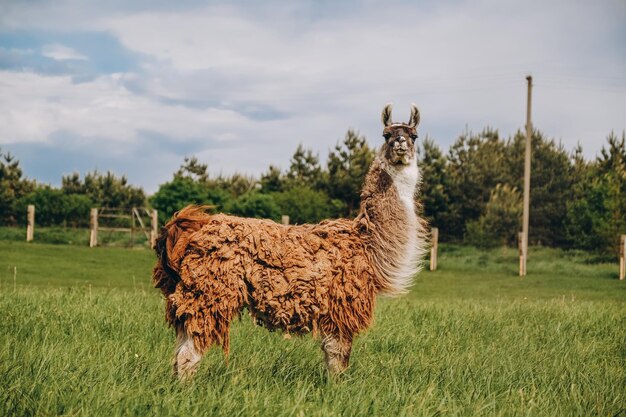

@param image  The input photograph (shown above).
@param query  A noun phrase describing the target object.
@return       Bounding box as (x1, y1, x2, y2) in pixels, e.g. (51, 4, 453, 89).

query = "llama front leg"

(173, 330, 203, 380)
(321, 334, 353, 374)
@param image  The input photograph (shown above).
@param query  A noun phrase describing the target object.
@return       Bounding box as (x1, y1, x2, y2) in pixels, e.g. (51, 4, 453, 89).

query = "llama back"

(154, 209, 378, 344)
(179, 215, 377, 338)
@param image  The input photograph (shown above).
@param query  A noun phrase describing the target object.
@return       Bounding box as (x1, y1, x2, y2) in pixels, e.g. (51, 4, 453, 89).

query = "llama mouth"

(391, 146, 411, 165)
(392, 155, 411, 165)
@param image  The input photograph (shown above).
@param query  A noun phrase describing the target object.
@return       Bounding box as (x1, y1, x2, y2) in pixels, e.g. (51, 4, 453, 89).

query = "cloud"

(99, 1, 626, 149)
(0, 30, 144, 78)
(0, 70, 253, 144)
(41, 43, 87, 61)
(0, 0, 625, 191)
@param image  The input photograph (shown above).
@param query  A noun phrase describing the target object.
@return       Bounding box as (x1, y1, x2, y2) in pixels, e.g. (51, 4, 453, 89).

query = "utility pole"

(521, 75, 532, 277)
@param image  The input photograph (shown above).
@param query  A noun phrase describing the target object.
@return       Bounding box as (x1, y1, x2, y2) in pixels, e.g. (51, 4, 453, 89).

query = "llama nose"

(397, 136, 406, 144)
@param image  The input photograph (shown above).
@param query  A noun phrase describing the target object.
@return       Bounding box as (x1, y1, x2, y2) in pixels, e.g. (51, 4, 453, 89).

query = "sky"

(1, 0, 625, 194)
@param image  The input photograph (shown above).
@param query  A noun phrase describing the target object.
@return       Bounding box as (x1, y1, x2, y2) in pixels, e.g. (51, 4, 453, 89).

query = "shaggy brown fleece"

(153, 103, 428, 376)
(154, 209, 378, 354)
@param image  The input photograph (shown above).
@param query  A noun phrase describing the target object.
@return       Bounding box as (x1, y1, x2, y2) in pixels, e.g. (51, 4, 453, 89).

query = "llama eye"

(383, 133, 391, 141)
(410, 134, 418, 141)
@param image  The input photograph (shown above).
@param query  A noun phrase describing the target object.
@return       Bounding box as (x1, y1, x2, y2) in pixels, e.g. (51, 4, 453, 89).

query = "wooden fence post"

(519, 232, 526, 277)
(89, 208, 98, 248)
(150, 209, 158, 248)
(130, 208, 136, 247)
(281, 215, 290, 225)
(619, 235, 626, 281)
(430, 227, 439, 271)
(26, 205, 35, 242)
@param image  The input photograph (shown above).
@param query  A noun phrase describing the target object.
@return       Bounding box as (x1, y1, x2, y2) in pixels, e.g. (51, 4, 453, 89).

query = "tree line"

(1, 128, 624, 255)
(0, 157, 145, 228)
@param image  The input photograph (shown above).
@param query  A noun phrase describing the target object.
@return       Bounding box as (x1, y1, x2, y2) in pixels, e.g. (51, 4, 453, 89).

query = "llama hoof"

(175, 366, 198, 382)
(326, 359, 349, 375)
(174, 333, 203, 381)
(322, 335, 352, 375)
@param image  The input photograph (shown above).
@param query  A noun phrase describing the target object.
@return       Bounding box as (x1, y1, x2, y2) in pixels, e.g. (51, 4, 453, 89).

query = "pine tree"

(0, 148, 35, 225)
(285, 144, 322, 189)
(445, 129, 507, 240)
(418, 137, 450, 231)
(595, 132, 626, 255)
(564, 144, 596, 249)
(506, 131, 572, 246)
(465, 184, 522, 248)
(260, 165, 284, 193)
(326, 130, 374, 216)
(175, 156, 209, 183)
(61, 171, 146, 209)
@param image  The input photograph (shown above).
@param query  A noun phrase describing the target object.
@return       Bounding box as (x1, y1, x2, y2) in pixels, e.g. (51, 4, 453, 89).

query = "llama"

(153, 104, 428, 379)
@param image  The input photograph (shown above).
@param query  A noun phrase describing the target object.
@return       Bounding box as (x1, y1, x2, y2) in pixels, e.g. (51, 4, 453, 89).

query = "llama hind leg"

(321, 334, 353, 374)
(173, 330, 203, 380)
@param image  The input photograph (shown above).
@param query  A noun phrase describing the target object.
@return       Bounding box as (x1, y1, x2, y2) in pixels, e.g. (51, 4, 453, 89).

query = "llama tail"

(152, 205, 212, 290)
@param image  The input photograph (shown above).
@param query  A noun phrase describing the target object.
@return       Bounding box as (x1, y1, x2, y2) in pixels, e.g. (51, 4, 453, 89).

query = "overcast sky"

(1, 0, 624, 193)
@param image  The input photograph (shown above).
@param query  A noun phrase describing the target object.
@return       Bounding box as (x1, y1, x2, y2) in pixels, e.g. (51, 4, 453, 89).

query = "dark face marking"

(382, 124, 418, 165)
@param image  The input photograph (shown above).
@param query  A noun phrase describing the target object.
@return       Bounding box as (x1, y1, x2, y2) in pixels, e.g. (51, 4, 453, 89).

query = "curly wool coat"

(154, 209, 378, 353)
(153, 104, 428, 373)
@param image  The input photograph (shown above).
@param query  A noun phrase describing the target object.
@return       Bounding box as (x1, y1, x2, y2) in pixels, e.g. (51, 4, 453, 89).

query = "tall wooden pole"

(521, 75, 533, 277)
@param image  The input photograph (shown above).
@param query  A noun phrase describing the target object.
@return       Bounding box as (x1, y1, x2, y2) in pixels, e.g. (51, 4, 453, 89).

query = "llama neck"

(356, 155, 426, 295)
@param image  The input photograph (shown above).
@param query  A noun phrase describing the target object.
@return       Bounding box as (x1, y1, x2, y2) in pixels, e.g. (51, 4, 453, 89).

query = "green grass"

(0, 241, 624, 416)
(0, 226, 150, 247)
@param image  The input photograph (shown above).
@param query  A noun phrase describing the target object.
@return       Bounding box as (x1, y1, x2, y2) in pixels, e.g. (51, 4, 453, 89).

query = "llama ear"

(409, 104, 420, 128)
(381, 103, 393, 127)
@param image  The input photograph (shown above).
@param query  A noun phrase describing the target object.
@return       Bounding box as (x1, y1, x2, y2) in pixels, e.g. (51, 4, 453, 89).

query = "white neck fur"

(383, 157, 425, 295)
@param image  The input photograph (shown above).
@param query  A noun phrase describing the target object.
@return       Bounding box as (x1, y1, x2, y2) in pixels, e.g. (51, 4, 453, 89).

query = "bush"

(226, 192, 281, 221)
(272, 186, 343, 224)
(15, 187, 93, 227)
(150, 177, 232, 224)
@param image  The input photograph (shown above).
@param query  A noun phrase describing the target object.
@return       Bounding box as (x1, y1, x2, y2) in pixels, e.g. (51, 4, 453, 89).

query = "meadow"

(0, 240, 624, 416)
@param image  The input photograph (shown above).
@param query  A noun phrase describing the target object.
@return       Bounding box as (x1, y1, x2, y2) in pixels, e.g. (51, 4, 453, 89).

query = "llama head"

(380, 103, 420, 166)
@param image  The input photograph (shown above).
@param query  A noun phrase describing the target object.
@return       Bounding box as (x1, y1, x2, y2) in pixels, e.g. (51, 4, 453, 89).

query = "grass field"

(0, 240, 624, 416)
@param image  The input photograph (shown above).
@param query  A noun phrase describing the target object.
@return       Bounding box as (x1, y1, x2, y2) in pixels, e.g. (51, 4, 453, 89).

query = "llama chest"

(385, 161, 423, 294)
